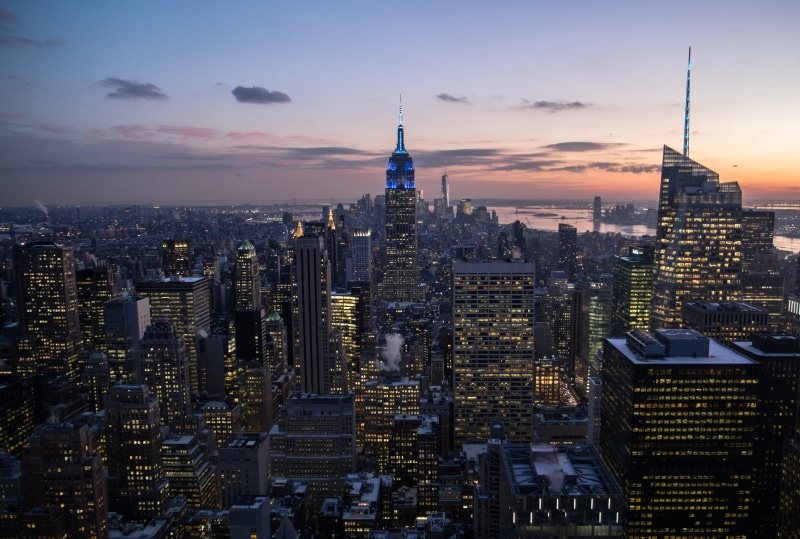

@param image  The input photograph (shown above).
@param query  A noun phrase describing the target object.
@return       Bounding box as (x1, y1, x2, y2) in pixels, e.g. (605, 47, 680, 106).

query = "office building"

(230, 496, 271, 539)
(136, 275, 210, 394)
(161, 432, 219, 510)
(139, 318, 192, 427)
(331, 288, 367, 391)
(383, 104, 420, 303)
(23, 422, 108, 539)
(742, 209, 775, 272)
(484, 443, 623, 537)
(104, 384, 168, 521)
(682, 300, 770, 345)
(12, 242, 83, 377)
(104, 295, 150, 383)
(358, 377, 420, 473)
(235, 240, 261, 310)
(350, 228, 372, 283)
(611, 245, 653, 336)
(729, 333, 800, 536)
(651, 146, 743, 328)
(268, 392, 356, 509)
(577, 280, 612, 398)
(218, 432, 269, 509)
(295, 234, 345, 395)
(0, 375, 35, 457)
(453, 260, 535, 445)
(76, 263, 120, 349)
(162, 239, 192, 277)
(557, 223, 578, 281)
(593, 196, 602, 222)
(602, 329, 757, 537)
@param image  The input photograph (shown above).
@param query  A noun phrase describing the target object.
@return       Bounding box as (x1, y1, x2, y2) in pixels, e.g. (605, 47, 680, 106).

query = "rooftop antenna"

(683, 47, 691, 157)
(399, 94, 403, 125)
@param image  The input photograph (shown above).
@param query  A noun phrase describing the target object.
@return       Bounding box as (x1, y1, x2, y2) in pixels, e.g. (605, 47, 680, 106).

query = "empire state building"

(383, 103, 420, 303)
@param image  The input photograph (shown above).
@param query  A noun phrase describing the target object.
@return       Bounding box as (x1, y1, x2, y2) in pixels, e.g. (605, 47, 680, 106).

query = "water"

(491, 205, 798, 254)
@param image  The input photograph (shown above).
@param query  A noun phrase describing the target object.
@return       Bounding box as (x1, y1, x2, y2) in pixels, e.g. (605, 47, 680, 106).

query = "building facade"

(453, 260, 536, 445)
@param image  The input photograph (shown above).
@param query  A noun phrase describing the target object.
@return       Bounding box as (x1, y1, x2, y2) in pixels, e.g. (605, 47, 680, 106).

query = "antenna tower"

(683, 47, 691, 157)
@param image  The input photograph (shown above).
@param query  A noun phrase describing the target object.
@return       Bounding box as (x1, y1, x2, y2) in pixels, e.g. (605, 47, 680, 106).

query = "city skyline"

(1, 1, 799, 206)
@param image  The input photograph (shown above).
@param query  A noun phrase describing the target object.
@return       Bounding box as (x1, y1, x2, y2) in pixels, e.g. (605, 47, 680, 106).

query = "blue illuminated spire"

(386, 97, 414, 189)
(396, 94, 406, 153)
(683, 47, 691, 157)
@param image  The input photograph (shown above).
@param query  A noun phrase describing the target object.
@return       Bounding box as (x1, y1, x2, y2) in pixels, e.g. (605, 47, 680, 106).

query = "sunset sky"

(1, 1, 799, 207)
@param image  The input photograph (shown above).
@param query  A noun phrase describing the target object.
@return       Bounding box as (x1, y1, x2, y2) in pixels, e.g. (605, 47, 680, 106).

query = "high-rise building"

(383, 103, 420, 303)
(235, 240, 261, 310)
(295, 234, 345, 395)
(162, 239, 192, 277)
(23, 422, 108, 539)
(601, 329, 757, 536)
(268, 392, 356, 503)
(577, 280, 612, 398)
(682, 300, 770, 345)
(135, 276, 210, 394)
(218, 432, 269, 509)
(651, 146, 743, 328)
(76, 263, 120, 349)
(331, 288, 367, 391)
(729, 333, 800, 536)
(139, 319, 192, 427)
(557, 223, 578, 281)
(611, 245, 653, 336)
(161, 432, 219, 510)
(104, 295, 150, 383)
(350, 228, 372, 283)
(741, 210, 775, 272)
(593, 196, 602, 222)
(453, 259, 535, 445)
(104, 384, 168, 521)
(12, 242, 83, 377)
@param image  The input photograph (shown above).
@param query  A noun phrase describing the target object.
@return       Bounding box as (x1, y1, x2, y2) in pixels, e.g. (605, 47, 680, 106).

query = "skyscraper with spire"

(383, 99, 420, 303)
(650, 49, 743, 328)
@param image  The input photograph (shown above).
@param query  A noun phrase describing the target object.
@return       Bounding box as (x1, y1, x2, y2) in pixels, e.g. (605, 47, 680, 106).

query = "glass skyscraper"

(651, 146, 742, 329)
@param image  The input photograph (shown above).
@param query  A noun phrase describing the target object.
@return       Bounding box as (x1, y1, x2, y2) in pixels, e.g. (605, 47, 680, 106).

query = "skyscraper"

(350, 228, 372, 283)
(235, 240, 261, 310)
(453, 259, 536, 445)
(602, 329, 757, 536)
(135, 276, 210, 394)
(611, 245, 653, 336)
(12, 242, 83, 377)
(23, 422, 108, 539)
(650, 147, 743, 328)
(162, 239, 192, 277)
(295, 234, 344, 395)
(104, 295, 150, 383)
(104, 384, 168, 521)
(557, 223, 578, 281)
(651, 51, 743, 328)
(383, 102, 420, 303)
(139, 319, 192, 428)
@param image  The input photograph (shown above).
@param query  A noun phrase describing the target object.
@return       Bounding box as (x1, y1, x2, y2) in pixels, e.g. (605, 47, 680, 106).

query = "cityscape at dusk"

(6, 2, 800, 539)
(2, 1, 800, 206)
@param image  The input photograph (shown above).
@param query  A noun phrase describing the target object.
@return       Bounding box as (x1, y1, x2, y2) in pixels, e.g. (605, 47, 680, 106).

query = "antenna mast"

(683, 47, 691, 157)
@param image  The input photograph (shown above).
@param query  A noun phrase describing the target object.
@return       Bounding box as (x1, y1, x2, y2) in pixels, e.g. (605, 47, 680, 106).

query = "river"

(490, 205, 799, 254)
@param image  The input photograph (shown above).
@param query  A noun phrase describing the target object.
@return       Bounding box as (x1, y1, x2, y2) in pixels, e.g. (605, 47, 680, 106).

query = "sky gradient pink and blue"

(1, 1, 799, 206)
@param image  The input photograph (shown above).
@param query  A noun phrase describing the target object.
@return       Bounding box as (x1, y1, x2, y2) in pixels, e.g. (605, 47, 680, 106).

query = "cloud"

(231, 86, 291, 104)
(544, 142, 622, 152)
(100, 77, 167, 100)
(437, 93, 470, 104)
(156, 125, 217, 139)
(0, 7, 64, 47)
(519, 99, 588, 112)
